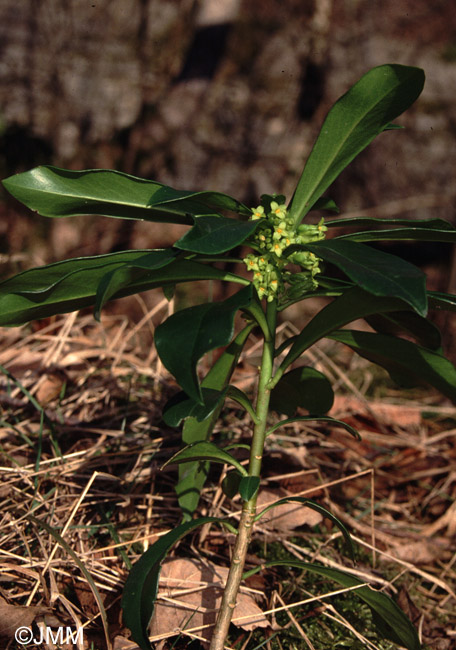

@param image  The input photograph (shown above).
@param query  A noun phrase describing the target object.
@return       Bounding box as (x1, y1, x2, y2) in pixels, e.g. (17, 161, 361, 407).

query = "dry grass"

(0, 304, 455, 650)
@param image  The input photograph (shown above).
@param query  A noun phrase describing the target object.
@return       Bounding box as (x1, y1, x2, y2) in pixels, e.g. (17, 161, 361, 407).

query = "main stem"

(209, 301, 277, 650)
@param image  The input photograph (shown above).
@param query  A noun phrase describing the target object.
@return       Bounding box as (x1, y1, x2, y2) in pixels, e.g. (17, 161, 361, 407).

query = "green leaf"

(270, 367, 334, 416)
(302, 239, 427, 316)
(254, 498, 354, 559)
(239, 476, 260, 501)
(163, 441, 248, 476)
(175, 216, 259, 254)
(278, 286, 409, 375)
(122, 517, 224, 650)
(154, 285, 253, 403)
(265, 415, 360, 440)
(222, 470, 243, 499)
(176, 325, 254, 520)
(163, 384, 266, 440)
(289, 64, 425, 224)
(243, 561, 421, 650)
(326, 216, 455, 231)
(162, 387, 228, 428)
(337, 226, 456, 243)
(328, 329, 456, 402)
(260, 193, 286, 206)
(309, 197, 340, 213)
(2, 166, 250, 224)
(0, 253, 248, 327)
(94, 249, 177, 320)
(428, 290, 456, 313)
(162, 284, 175, 301)
(0, 249, 166, 326)
(384, 122, 404, 130)
(226, 385, 259, 423)
(365, 311, 442, 351)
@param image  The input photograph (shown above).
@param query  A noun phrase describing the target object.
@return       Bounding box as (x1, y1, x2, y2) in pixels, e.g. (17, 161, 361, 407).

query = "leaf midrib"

(291, 76, 406, 220)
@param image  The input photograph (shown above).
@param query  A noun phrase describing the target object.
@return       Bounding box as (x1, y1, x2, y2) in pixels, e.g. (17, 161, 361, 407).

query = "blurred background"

(0, 0, 455, 308)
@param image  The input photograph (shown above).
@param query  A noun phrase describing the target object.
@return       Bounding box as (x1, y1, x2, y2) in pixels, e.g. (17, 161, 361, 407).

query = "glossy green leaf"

(162, 284, 175, 301)
(289, 64, 425, 224)
(326, 216, 454, 231)
(175, 216, 259, 254)
(260, 193, 286, 206)
(338, 226, 456, 243)
(163, 441, 247, 476)
(176, 324, 254, 520)
(226, 385, 259, 423)
(328, 329, 456, 402)
(222, 470, 243, 499)
(309, 197, 340, 213)
(162, 387, 227, 427)
(365, 311, 442, 351)
(265, 415, 360, 440)
(154, 285, 253, 403)
(163, 381, 266, 435)
(428, 290, 456, 313)
(94, 249, 177, 320)
(384, 122, 404, 130)
(302, 239, 427, 315)
(223, 442, 251, 452)
(278, 277, 350, 310)
(239, 476, 260, 501)
(122, 517, 224, 650)
(278, 286, 409, 376)
(270, 367, 334, 416)
(0, 249, 165, 326)
(2, 166, 250, 224)
(254, 497, 354, 558)
(0, 253, 248, 327)
(243, 561, 421, 650)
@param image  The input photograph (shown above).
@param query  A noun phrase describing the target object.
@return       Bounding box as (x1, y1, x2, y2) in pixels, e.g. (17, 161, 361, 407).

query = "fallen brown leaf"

(390, 538, 449, 564)
(396, 587, 421, 625)
(0, 596, 47, 640)
(113, 636, 141, 650)
(149, 557, 268, 644)
(256, 489, 323, 532)
(35, 370, 66, 405)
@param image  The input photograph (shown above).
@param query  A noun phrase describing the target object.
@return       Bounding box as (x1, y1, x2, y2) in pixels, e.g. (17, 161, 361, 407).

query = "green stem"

(209, 300, 277, 650)
(248, 300, 277, 477)
(243, 297, 271, 340)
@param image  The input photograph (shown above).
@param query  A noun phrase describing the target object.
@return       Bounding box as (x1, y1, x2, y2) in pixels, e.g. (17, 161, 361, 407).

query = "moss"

(240, 541, 415, 649)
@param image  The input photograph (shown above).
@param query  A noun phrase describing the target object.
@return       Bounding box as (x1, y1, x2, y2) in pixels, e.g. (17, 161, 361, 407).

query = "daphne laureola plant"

(1, 64, 456, 649)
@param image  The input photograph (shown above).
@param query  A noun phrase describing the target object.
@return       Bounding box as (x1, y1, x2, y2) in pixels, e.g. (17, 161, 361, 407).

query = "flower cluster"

(243, 196, 327, 302)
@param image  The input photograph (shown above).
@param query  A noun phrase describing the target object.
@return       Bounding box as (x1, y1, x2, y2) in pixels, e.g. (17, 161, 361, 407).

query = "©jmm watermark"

(15, 626, 84, 645)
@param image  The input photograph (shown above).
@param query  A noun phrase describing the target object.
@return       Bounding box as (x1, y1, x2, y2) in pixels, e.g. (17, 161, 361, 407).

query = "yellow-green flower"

(243, 254, 259, 271)
(273, 243, 283, 257)
(251, 205, 265, 220)
(270, 201, 287, 220)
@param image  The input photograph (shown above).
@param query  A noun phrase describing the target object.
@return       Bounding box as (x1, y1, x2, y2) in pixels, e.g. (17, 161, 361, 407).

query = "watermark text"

(15, 626, 83, 645)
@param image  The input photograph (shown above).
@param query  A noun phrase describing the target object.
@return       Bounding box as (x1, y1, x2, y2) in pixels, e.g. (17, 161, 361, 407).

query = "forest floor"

(0, 304, 455, 650)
